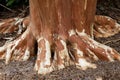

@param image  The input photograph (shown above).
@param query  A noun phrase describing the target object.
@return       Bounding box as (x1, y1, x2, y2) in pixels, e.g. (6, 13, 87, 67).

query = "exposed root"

(34, 29, 120, 74)
(34, 37, 53, 74)
(0, 28, 35, 64)
(0, 16, 120, 74)
(69, 31, 97, 70)
(54, 39, 71, 69)
(94, 15, 120, 38)
(0, 17, 29, 34)
(76, 30, 120, 61)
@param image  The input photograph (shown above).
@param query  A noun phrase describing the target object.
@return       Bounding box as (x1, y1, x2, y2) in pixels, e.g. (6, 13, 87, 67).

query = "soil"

(0, 0, 120, 80)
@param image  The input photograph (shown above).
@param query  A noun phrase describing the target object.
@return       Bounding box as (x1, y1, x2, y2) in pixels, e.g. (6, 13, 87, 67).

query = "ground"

(0, 0, 120, 80)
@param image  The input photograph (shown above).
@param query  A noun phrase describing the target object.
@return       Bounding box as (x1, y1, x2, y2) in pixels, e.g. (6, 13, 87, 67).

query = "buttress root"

(0, 16, 120, 74)
(94, 15, 120, 38)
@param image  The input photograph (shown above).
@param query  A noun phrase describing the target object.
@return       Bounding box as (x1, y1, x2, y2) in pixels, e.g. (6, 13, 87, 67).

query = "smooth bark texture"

(0, 0, 120, 74)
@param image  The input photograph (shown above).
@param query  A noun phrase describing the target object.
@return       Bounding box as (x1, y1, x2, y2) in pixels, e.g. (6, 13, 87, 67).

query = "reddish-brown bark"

(0, 0, 120, 74)
(94, 15, 120, 37)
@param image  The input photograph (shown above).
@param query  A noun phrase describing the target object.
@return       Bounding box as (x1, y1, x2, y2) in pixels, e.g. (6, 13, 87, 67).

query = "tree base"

(0, 15, 120, 74)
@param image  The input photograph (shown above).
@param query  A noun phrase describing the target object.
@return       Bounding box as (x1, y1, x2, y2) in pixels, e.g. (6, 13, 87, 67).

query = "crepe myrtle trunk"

(0, 0, 120, 74)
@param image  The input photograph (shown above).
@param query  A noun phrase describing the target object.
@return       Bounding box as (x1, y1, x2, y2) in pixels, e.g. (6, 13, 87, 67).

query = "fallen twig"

(0, 4, 16, 13)
(103, 38, 120, 44)
(18, 6, 29, 17)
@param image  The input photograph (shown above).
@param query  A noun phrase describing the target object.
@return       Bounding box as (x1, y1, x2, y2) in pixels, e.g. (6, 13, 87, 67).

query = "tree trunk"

(0, 0, 120, 74)
(30, 0, 96, 38)
(29, 0, 98, 74)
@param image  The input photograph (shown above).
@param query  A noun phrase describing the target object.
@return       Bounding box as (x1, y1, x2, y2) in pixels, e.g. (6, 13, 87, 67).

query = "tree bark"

(29, 0, 98, 74)
(0, 0, 120, 74)
(30, 0, 96, 38)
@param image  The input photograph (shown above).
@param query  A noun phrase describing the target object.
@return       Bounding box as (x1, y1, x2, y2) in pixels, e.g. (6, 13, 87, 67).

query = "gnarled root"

(34, 29, 120, 74)
(0, 16, 120, 74)
(0, 17, 29, 35)
(0, 28, 35, 64)
(94, 15, 120, 38)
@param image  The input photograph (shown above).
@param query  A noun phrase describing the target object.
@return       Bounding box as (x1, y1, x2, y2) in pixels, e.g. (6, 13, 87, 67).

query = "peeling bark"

(94, 15, 120, 37)
(0, 0, 120, 74)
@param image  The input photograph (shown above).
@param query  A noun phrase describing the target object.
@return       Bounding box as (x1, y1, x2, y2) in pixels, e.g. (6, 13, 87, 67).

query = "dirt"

(0, 0, 120, 80)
